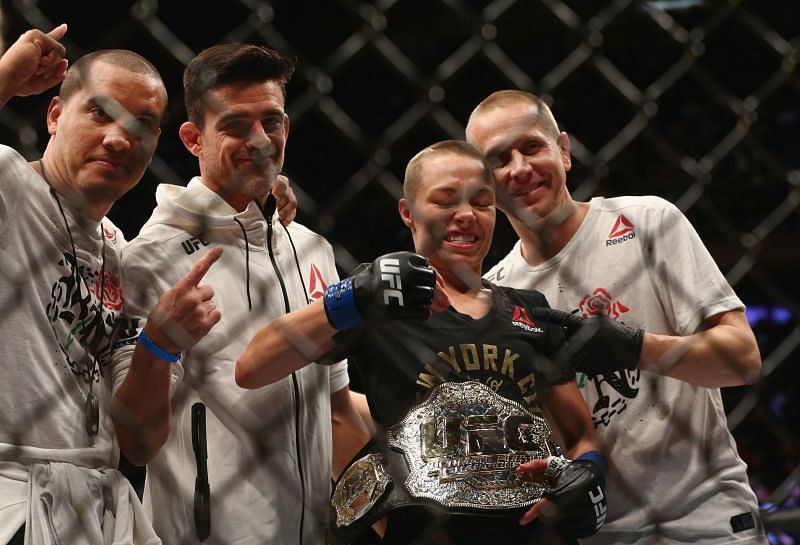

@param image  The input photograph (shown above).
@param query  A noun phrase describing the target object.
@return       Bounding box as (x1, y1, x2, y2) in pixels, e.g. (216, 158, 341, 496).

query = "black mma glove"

(546, 451, 608, 538)
(323, 251, 436, 329)
(532, 307, 644, 377)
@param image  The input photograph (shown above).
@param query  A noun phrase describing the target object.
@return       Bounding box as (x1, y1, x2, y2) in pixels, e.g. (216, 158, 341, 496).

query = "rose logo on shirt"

(579, 288, 629, 321)
(92, 270, 123, 311)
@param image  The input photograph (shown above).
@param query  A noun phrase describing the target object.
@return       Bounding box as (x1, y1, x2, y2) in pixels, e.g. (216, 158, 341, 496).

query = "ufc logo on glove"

(379, 258, 405, 307)
(323, 251, 435, 329)
(589, 485, 607, 529)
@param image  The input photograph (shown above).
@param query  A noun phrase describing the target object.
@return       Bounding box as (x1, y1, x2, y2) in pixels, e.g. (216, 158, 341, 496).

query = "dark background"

(2, 0, 798, 540)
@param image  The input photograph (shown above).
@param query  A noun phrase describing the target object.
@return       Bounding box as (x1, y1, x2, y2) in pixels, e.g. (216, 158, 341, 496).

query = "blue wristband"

(139, 331, 181, 363)
(323, 278, 364, 330)
(576, 450, 608, 474)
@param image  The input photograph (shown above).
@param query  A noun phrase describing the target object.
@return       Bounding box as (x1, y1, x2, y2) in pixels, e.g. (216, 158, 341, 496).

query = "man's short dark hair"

(60, 49, 167, 106)
(183, 43, 295, 126)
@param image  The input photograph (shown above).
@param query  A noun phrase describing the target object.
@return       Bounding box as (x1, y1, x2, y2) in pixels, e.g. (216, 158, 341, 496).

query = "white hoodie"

(120, 178, 348, 545)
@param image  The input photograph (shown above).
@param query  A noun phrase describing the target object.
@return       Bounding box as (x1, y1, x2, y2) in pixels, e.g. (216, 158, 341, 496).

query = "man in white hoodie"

(116, 43, 370, 544)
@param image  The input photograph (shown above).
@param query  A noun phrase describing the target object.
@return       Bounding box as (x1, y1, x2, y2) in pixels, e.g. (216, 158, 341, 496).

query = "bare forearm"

(236, 299, 338, 388)
(639, 310, 761, 387)
(113, 247, 224, 464)
(349, 390, 376, 436)
(544, 382, 598, 459)
(112, 341, 174, 465)
(331, 387, 372, 479)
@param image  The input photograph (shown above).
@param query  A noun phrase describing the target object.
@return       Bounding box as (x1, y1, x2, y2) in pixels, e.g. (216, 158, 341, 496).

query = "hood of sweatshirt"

(145, 177, 281, 252)
(140, 177, 291, 312)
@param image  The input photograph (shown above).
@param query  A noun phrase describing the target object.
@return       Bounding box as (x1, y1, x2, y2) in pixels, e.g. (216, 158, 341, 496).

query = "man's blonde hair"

(466, 90, 561, 141)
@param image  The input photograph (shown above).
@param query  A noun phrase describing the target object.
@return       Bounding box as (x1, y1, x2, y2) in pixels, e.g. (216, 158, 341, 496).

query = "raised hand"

(531, 307, 644, 377)
(323, 251, 436, 329)
(145, 246, 223, 353)
(0, 24, 68, 105)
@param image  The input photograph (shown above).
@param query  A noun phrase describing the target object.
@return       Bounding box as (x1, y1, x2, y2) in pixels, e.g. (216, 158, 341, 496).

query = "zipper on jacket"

(266, 206, 307, 545)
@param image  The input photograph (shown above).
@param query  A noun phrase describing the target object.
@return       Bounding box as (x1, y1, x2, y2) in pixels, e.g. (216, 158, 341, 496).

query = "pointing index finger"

(46, 23, 68, 42)
(39, 24, 67, 60)
(178, 246, 223, 288)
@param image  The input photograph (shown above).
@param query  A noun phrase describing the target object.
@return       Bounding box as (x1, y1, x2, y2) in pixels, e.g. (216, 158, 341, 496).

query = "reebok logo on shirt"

(606, 214, 635, 246)
(511, 306, 544, 333)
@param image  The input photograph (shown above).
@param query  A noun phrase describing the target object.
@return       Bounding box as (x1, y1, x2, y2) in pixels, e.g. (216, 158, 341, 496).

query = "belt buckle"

(388, 381, 556, 511)
(332, 453, 391, 527)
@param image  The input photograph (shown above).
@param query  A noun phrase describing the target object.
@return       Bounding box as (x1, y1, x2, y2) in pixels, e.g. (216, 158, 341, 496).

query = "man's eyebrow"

(87, 96, 109, 109)
(484, 143, 507, 160)
(218, 112, 249, 125)
(218, 108, 284, 125)
(484, 138, 518, 161)
(485, 132, 541, 160)
(88, 96, 160, 123)
(139, 109, 160, 120)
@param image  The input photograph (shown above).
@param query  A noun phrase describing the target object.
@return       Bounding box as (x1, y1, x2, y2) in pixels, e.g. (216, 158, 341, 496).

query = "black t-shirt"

(326, 282, 572, 429)
(326, 283, 579, 543)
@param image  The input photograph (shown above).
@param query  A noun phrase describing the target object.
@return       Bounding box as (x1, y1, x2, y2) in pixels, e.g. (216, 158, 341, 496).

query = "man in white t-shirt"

(465, 90, 766, 545)
(0, 25, 224, 545)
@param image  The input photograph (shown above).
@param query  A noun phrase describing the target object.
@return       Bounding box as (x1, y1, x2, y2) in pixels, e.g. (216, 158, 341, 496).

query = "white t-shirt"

(486, 196, 766, 545)
(120, 179, 349, 545)
(0, 145, 136, 542)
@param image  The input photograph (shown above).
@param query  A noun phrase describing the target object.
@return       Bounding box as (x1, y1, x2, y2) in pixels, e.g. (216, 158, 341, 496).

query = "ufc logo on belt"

(379, 258, 404, 307)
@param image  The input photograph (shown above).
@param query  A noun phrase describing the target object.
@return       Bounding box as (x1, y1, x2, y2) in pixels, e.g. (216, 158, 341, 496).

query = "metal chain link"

(1, 0, 798, 541)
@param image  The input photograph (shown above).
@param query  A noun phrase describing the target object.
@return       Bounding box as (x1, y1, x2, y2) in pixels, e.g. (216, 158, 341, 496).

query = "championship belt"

(330, 381, 567, 544)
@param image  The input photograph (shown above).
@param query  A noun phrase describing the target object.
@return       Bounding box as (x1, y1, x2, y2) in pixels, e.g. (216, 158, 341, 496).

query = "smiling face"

(399, 149, 496, 282)
(466, 98, 572, 223)
(179, 80, 289, 212)
(45, 61, 165, 218)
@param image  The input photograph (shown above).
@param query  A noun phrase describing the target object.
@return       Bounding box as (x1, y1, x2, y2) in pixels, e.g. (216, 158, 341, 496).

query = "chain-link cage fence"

(0, 0, 798, 543)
